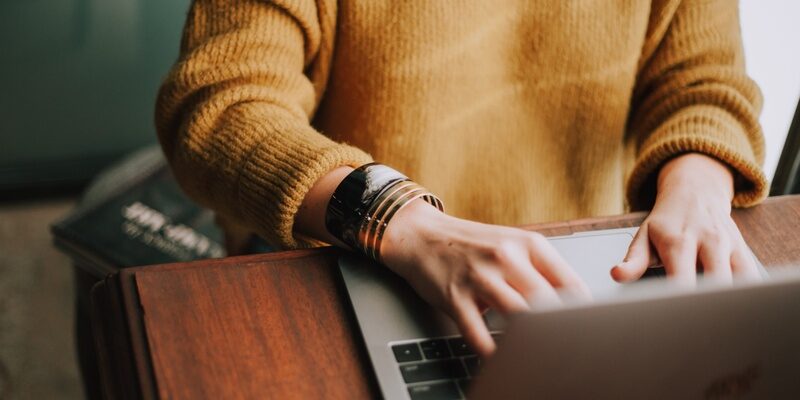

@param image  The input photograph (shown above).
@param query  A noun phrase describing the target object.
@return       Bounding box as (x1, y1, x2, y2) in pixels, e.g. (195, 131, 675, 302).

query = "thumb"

(611, 225, 652, 282)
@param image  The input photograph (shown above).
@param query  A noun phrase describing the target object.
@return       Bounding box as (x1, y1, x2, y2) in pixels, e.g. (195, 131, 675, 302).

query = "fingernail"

(610, 266, 625, 282)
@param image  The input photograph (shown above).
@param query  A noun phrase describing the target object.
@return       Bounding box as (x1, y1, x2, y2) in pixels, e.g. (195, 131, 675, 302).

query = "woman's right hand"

(381, 200, 591, 357)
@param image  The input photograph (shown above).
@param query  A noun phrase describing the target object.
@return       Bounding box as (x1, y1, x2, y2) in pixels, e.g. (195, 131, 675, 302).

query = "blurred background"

(0, 1, 798, 399)
(0, 1, 190, 398)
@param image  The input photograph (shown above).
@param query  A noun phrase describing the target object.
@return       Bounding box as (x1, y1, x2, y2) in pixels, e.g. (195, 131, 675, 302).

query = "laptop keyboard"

(390, 333, 501, 400)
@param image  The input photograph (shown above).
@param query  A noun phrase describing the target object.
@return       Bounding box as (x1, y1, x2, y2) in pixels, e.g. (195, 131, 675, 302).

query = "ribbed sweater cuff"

(626, 105, 768, 210)
(237, 128, 373, 249)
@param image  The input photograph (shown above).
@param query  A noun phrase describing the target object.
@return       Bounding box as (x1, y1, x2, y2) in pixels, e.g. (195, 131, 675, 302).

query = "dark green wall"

(0, 0, 191, 191)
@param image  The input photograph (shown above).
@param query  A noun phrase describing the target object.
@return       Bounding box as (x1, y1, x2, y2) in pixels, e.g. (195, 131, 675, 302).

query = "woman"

(156, 0, 767, 356)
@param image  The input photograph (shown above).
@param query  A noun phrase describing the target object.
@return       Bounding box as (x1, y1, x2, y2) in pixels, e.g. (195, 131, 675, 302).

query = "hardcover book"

(52, 147, 226, 277)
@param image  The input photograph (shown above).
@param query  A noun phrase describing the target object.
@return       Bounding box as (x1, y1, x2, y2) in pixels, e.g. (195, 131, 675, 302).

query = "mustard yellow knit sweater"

(156, 0, 767, 249)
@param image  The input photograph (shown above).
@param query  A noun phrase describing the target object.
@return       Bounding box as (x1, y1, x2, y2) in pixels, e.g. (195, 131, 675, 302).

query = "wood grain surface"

(133, 250, 376, 399)
(95, 195, 800, 399)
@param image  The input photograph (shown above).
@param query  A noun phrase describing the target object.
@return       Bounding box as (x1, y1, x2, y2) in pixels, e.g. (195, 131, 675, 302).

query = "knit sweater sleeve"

(155, 0, 372, 249)
(625, 0, 767, 210)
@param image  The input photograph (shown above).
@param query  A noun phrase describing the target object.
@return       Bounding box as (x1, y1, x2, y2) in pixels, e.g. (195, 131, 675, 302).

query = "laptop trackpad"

(549, 230, 634, 298)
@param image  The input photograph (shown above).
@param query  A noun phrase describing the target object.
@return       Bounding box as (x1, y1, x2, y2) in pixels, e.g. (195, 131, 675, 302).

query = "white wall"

(740, 0, 800, 180)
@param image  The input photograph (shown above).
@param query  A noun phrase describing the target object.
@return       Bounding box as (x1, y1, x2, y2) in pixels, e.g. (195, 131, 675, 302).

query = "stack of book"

(51, 146, 226, 277)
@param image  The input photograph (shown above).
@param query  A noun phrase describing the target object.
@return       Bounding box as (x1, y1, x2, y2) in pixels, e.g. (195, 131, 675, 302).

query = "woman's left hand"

(611, 153, 761, 284)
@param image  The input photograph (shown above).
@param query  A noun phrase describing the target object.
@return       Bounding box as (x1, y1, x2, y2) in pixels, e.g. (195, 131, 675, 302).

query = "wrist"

(295, 166, 354, 247)
(324, 163, 444, 261)
(381, 198, 449, 267)
(657, 153, 734, 203)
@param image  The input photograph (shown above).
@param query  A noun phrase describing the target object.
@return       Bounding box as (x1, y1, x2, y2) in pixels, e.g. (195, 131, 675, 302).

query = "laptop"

(338, 227, 799, 399)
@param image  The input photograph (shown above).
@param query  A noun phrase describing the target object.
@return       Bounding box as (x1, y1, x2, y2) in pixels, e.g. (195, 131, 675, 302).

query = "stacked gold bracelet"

(325, 163, 444, 263)
(359, 180, 444, 260)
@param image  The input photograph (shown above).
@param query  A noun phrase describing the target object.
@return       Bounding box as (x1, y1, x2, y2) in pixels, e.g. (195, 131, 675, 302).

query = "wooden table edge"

(92, 194, 800, 398)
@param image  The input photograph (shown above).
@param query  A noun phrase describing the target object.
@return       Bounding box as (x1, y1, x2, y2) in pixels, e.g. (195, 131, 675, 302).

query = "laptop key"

(457, 378, 472, 395)
(408, 381, 462, 400)
(392, 343, 423, 362)
(420, 339, 451, 359)
(400, 360, 467, 383)
(447, 338, 474, 357)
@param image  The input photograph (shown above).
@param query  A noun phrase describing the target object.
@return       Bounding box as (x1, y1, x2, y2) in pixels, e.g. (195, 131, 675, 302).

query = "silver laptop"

(338, 228, 798, 399)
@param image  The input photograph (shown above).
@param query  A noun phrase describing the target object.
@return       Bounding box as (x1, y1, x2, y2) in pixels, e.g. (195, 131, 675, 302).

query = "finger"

(450, 298, 495, 357)
(510, 266, 564, 308)
(526, 234, 591, 298)
(611, 225, 655, 282)
(731, 245, 762, 281)
(726, 220, 761, 281)
(655, 235, 697, 285)
(473, 271, 531, 314)
(499, 247, 563, 301)
(697, 239, 732, 283)
(492, 240, 550, 296)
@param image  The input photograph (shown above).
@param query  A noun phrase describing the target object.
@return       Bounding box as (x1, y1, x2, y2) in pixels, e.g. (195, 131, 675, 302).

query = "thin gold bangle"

(365, 185, 426, 259)
(359, 181, 443, 261)
(372, 191, 436, 262)
(357, 180, 416, 252)
(360, 182, 422, 257)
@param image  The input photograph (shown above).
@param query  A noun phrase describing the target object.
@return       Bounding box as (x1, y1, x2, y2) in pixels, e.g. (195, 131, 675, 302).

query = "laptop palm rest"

(338, 228, 639, 399)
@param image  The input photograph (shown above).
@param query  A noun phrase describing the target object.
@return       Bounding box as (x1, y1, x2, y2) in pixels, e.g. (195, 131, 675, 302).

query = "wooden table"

(91, 195, 800, 399)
